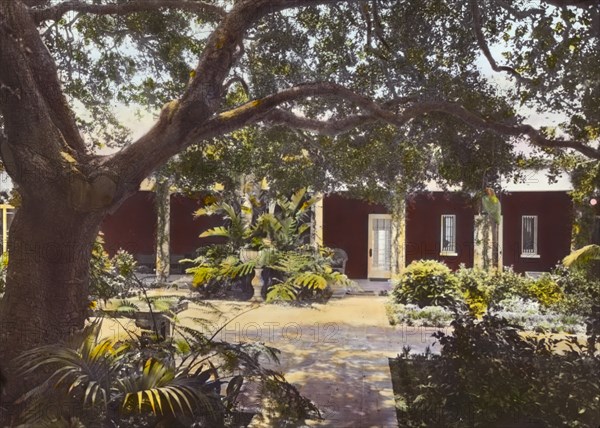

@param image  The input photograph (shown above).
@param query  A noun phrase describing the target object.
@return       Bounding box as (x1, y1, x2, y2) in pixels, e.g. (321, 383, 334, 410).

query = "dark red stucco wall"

(101, 191, 224, 258)
(101, 191, 156, 255)
(405, 192, 475, 270)
(170, 194, 224, 256)
(322, 193, 387, 279)
(501, 192, 573, 272)
(323, 191, 573, 277)
(103, 190, 573, 276)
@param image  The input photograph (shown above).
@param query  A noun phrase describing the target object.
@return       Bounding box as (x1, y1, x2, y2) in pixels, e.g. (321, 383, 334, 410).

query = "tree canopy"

(2, 0, 598, 204)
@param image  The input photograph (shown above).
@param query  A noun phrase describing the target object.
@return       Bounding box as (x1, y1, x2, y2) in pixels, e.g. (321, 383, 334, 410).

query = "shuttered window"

(521, 215, 538, 256)
(441, 215, 457, 255)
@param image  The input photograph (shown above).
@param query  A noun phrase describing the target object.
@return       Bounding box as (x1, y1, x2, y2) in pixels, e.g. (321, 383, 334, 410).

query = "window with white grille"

(521, 215, 538, 257)
(440, 215, 457, 255)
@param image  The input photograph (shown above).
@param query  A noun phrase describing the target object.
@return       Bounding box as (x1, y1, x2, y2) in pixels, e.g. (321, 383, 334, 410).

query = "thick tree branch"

(1, 1, 86, 155)
(108, 76, 600, 203)
(470, 0, 530, 83)
(31, 0, 227, 23)
(178, 0, 359, 121)
(197, 82, 600, 160)
(107, 0, 360, 190)
(183, 82, 600, 161)
(265, 99, 600, 160)
(184, 82, 417, 145)
(265, 110, 375, 135)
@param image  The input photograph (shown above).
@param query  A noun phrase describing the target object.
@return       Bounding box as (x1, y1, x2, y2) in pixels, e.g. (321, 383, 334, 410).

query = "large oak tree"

(0, 0, 598, 405)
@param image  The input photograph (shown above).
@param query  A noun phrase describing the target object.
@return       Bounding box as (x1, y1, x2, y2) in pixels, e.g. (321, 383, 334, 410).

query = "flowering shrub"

(549, 265, 600, 316)
(455, 267, 493, 317)
(495, 296, 585, 334)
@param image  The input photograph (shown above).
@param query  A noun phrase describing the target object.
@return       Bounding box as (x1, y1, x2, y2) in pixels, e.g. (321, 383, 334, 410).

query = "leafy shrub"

(549, 264, 600, 317)
(494, 296, 585, 334)
(266, 248, 351, 303)
(392, 260, 459, 308)
(456, 266, 566, 313)
(526, 273, 563, 307)
(485, 267, 532, 304)
(386, 297, 585, 333)
(185, 248, 255, 300)
(89, 234, 137, 305)
(455, 267, 494, 317)
(189, 188, 350, 302)
(390, 313, 600, 427)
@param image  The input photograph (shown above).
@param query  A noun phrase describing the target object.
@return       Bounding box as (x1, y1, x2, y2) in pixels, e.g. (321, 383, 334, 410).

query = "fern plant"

(266, 249, 352, 302)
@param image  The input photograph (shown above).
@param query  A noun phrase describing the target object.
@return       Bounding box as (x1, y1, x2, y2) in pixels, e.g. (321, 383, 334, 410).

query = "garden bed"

(386, 298, 587, 334)
(387, 315, 600, 427)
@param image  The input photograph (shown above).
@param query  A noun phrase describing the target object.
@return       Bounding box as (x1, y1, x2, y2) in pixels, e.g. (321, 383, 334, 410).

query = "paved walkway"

(181, 296, 440, 427)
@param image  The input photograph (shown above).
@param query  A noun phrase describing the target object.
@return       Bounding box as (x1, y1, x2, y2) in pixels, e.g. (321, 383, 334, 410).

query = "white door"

(368, 214, 393, 279)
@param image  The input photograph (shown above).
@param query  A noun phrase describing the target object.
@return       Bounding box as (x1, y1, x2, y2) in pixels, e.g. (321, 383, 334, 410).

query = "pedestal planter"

(239, 249, 265, 301)
(252, 268, 264, 301)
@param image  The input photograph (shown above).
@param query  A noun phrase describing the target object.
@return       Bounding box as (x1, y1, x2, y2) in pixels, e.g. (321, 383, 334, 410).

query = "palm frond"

(299, 195, 321, 214)
(118, 358, 218, 417)
(16, 336, 127, 410)
(194, 204, 220, 218)
(290, 272, 328, 290)
(266, 282, 298, 302)
(220, 259, 255, 279)
(199, 226, 230, 239)
(563, 244, 600, 267)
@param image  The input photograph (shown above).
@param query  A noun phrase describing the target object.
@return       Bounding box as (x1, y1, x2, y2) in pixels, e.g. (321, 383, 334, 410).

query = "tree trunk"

(155, 178, 171, 285)
(0, 199, 103, 410)
(391, 198, 406, 276)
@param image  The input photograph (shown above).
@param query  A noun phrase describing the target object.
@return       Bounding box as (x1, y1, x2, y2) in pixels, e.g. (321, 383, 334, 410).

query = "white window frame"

(440, 214, 458, 256)
(521, 215, 540, 258)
